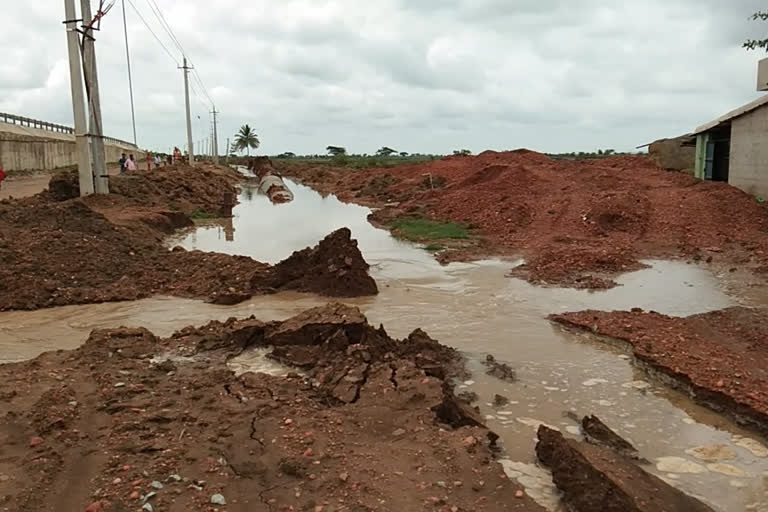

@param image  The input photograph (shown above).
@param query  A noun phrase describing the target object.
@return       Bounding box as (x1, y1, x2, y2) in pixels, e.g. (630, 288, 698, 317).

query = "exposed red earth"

(551, 307, 768, 435)
(280, 150, 768, 289)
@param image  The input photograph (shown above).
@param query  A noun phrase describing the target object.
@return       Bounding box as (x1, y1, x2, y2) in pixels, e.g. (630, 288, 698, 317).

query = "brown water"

(3, 178, 768, 511)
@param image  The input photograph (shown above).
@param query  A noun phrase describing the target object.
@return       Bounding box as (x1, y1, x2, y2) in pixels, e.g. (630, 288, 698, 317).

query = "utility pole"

(226, 137, 230, 165)
(80, 0, 109, 194)
(63, 0, 94, 196)
(211, 106, 219, 164)
(121, 0, 137, 145)
(180, 57, 195, 166)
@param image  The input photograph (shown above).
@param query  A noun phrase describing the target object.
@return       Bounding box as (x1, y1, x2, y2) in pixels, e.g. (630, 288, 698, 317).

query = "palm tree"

(234, 124, 260, 156)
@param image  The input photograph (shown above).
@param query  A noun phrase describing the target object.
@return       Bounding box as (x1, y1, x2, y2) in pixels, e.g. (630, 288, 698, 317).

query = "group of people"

(119, 153, 166, 174)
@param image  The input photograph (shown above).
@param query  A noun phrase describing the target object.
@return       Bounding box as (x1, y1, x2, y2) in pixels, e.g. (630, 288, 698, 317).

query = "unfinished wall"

(0, 123, 144, 173)
(730, 107, 768, 199)
(648, 136, 695, 173)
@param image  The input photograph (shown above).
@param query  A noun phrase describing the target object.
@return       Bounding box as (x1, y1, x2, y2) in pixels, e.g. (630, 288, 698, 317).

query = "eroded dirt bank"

(0, 304, 545, 512)
(536, 426, 713, 511)
(279, 151, 768, 289)
(551, 307, 768, 436)
(0, 165, 376, 311)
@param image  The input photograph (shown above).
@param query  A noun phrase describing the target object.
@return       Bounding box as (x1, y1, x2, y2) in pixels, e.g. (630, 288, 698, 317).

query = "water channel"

(2, 176, 768, 511)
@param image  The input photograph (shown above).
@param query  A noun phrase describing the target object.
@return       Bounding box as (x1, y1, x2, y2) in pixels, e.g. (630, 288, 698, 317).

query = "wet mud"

(0, 166, 376, 311)
(551, 307, 768, 437)
(536, 426, 714, 511)
(0, 304, 545, 512)
(3, 162, 768, 510)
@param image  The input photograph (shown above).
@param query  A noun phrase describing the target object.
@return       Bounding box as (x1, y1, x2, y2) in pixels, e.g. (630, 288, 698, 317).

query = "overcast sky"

(2, 1, 767, 155)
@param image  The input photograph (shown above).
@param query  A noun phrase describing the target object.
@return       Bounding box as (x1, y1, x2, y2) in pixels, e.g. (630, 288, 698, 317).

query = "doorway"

(704, 125, 731, 182)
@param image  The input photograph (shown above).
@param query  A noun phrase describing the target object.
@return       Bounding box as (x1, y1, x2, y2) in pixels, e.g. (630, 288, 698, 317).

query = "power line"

(141, 0, 215, 107)
(145, 0, 184, 55)
(125, 0, 179, 66)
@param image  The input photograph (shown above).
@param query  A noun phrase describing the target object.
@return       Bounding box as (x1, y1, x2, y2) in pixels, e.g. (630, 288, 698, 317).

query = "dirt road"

(0, 164, 124, 200)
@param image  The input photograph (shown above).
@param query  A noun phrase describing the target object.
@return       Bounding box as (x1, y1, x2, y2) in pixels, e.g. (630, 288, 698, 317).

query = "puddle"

(228, 347, 293, 377)
(2, 178, 767, 511)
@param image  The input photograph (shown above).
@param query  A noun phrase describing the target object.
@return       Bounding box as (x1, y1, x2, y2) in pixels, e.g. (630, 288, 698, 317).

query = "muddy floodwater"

(4, 177, 768, 511)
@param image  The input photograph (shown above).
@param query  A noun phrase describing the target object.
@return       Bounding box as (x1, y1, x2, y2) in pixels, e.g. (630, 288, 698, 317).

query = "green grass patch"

(424, 243, 445, 252)
(189, 209, 217, 220)
(391, 218, 469, 241)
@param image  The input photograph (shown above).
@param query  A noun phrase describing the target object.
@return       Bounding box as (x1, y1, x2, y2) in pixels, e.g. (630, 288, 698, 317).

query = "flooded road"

(3, 178, 768, 510)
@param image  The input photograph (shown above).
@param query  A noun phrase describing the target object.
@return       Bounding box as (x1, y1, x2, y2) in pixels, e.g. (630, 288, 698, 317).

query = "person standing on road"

(146, 153, 152, 171)
(0, 166, 6, 191)
(119, 153, 127, 174)
(154, 155, 162, 168)
(126, 154, 138, 172)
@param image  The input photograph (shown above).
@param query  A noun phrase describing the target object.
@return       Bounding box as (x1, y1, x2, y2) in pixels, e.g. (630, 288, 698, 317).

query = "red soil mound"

(283, 150, 768, 288)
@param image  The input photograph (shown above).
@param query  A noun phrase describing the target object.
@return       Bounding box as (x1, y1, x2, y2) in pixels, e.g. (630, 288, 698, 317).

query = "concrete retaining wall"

(730, 107, 768, 199)
(0, 122, 145, 172)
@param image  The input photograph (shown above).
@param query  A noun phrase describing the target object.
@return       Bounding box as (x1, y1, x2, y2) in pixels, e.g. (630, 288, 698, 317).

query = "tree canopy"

(376, 146, 397, 156)
(326, 146, 347, 156)
(234, 124, 260, 156)
(453, 149, 472, 156)
(744, 10, 768, 51)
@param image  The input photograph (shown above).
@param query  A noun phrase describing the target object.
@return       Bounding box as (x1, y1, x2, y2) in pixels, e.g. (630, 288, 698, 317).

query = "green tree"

(376, 146, 397, 156)
(234, 124, 260, 156)
(399, 151, 409, 157)
(745, 11, 768, 50)
(326, 146, 347, 156)
(453, 149, 472, 156)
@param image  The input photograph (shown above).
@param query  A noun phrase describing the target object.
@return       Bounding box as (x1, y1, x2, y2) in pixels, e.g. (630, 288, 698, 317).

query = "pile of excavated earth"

(281, 150, 768, 288)
(0, 159, 762, 511)
(0, 165, 376, 311)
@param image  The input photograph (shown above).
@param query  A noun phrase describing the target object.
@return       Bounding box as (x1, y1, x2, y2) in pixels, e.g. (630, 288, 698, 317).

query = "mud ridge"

(551, 307, 768, 437)
(0, 304, 545, 511)
(278, 150, 768, 289)
(0, 165, 377, 311)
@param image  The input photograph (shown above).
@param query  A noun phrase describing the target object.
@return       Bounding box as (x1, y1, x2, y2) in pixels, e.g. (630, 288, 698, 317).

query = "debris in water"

(685, 444, 737, 462)
(484, 354, 517, 382)
(655, 457, 708, 474)
(706, 463, 747, 477)
(732, 436, 768, 458)
(581, 378, 608, 387)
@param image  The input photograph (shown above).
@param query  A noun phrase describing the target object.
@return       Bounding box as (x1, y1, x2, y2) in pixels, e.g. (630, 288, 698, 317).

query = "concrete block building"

(693, 94, 768, 199)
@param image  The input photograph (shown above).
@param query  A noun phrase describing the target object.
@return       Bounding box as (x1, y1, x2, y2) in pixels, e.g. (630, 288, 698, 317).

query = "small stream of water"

(3, 177, 768, 510)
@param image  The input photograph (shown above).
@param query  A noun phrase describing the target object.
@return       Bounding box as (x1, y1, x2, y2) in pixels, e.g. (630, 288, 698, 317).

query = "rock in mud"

(484, 354, 516, 382)
(265, 228, 378, 297)
(581, 415, 642, 460)
(264, 303, 367, 347)
(493, 394, 510, 407)
(536, 426, 714, 512)
(457, 390, 479, 404)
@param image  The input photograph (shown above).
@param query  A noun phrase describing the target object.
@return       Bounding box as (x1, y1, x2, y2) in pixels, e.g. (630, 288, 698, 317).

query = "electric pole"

(226, 137, 230, 165)
(180, 57, 195, 166)
(121, 0, 137, 145)
(64, 0, 94, 196)
(211, 106, 219, 164)
(80, 0, 109, 194)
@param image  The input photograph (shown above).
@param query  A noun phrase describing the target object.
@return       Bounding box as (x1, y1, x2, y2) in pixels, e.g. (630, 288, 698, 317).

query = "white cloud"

(1, 0, 767, 154)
